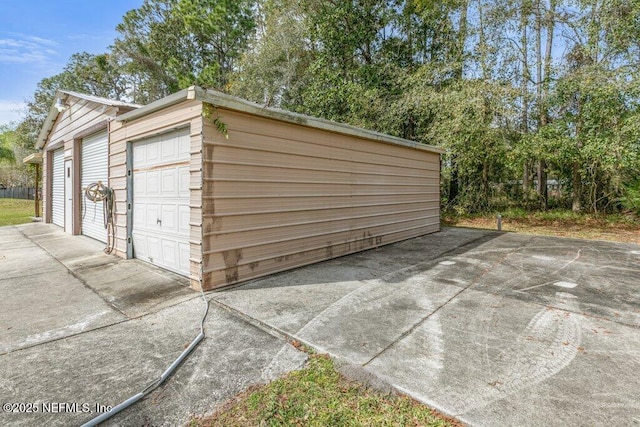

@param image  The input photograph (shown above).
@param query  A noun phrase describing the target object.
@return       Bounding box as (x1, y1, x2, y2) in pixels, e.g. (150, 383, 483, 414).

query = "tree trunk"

(572, 162, 582, 212)
(535, 0, 555, 209)
(455, 0, 469, 80)
(537, 160, 548, 209)
(482, 161, 489, 198)
(520, 2, 530, 200)
(449, 157, 459, 205)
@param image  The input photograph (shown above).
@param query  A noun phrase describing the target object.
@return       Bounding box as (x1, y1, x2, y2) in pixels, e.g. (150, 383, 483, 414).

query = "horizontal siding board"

(211, 180, 436, 198)
(207, 144, 438, 174)
(203, 130, 433, 171)
(208, 163, 438, 184)
(109, 164, 126, 178)
(203, 210, 437, 251)
(210, 193, 439, 215)
(203, 202, 437, 231)
(110, 178, 127, 191)
(110, 151, 126, 167)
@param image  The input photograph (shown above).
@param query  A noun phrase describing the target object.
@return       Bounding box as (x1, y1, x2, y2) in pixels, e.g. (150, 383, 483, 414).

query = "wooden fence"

(0, 187, 39, 200)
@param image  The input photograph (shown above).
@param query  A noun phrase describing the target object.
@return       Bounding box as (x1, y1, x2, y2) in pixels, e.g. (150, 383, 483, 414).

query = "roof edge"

(23, 152, 43, 164)
(115, 87, 194, 123)
(36, 90, 141, 150)
(116, 85, 444, 155)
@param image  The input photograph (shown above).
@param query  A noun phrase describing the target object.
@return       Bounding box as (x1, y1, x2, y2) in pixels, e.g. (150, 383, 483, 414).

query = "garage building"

(38, 86, 442, 290)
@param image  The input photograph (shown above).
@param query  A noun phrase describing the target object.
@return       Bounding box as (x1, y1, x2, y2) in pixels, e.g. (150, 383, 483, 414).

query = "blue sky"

(0, 0, 142, 127)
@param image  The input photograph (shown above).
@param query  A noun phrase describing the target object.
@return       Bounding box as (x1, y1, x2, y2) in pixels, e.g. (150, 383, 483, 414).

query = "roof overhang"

(35, 90, 140, 150)
(116, 86, 444, 155)
(22, 152, 43, 165)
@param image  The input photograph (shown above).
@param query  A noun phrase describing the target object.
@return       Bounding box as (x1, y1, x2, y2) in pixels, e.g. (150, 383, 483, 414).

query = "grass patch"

(0, 198, 37, 226)
(190, 353, 459, 427)
(443, 208, 640, 244)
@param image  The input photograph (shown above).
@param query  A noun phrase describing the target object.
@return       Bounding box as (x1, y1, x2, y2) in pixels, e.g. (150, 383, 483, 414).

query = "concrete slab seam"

(1, 291, 201, 356)
(208, 295, 408, 391)
(208, 296, 293, 343)
(0, 317, 131, 356)
(362, 250, 512, 367)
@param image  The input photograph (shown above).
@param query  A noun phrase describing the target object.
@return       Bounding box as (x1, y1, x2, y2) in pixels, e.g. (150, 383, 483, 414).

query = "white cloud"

(0, 100, 26, 127)
(0, 33, 59, 65)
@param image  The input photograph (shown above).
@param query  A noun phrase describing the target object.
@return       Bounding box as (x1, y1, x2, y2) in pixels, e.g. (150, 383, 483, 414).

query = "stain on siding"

(222, 248, 243, 283)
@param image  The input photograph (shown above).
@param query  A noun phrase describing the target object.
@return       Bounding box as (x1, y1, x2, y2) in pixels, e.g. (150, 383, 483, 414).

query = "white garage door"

(51, 148, 64, 228)
(132, 129, 191, 276)
(81, 131, 108, 242)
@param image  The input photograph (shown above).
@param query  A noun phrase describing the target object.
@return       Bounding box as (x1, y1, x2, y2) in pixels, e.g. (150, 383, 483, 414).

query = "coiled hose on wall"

(83, 182, 116, 254)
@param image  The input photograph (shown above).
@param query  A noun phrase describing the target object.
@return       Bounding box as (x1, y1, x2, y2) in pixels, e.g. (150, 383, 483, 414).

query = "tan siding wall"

(108, 100, 203, 287)
(201, 108, 440, 290)
(41, 98, 118, 225)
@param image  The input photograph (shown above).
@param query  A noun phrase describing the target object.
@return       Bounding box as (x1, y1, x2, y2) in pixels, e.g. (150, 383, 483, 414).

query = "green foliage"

(191, 354, 452, 426)
(229, 0, 311, 106)
(621, 180, 640, 215)
(202, 104, 229, 139)
(0, 125, 16, 163)
(113, 0, 256, 102)
(0, 124, 36, 187)
(177, 0, 255, 88)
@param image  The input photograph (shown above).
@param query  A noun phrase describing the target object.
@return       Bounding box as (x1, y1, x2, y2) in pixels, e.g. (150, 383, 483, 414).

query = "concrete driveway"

(0, 224, 307, 426)
(2, 224, 639, 426)
(213, 227, 640, 426)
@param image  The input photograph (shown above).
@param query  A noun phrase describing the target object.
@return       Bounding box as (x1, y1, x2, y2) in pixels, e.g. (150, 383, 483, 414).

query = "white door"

(81, 131, 108, 242)
(64, 159, 73, 232)
(132, 129, 191, 276)
(51, 149, 64, 228)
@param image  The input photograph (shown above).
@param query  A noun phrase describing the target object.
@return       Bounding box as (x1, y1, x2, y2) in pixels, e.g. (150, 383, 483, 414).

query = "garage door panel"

(133, 172, 146, 196)
(161, 240, 178, 269)
(133, 143, 146, 165)
(143, 204, 160, 231)
(133, 205, 145, 228)
(173, 131, 190, 159)
(146, 235, 161, 261)
(81, 131, 108, 242)
(146, 171, 160, 196)
(160, 204, 178, 232)
(179, 205, 190, 235)
(147, 141, 160, 163)
(161, 137, 177, 161)
(51, 149, 64, 228)
(161, 168, 177, 196)
(179, 242, 190, 269)
(83, 202, 103, 223)
(179, 167, 190, 194)
(132, 128, 190, 277)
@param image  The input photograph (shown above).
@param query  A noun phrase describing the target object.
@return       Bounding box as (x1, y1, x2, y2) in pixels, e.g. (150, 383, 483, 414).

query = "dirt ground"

(443, 216, 640, 244)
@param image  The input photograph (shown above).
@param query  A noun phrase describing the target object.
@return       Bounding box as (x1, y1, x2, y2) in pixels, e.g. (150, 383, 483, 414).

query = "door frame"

(64, 158, 73, 233)
(126, 141, 133, 258)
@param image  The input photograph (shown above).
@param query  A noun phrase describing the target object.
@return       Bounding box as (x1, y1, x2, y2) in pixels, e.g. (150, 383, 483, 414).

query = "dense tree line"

(8, 0, 640, 214)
